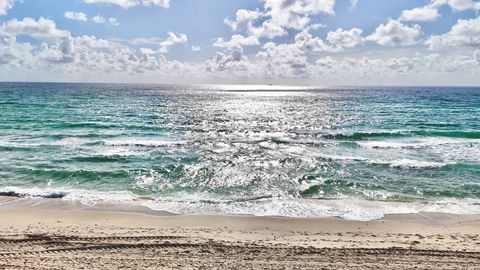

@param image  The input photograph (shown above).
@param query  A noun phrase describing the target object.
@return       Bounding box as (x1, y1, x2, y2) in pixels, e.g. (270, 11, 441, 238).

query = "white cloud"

(224, 9, 262, 32)
(399, 6, 439, 22)
(256, 42, 308, 78)
(263, 0, 336, 30)
(2, 3, 480, 84)
(205, 47, 250, 74)
(0, 17, 195, 77)
(64, 11, 88, 22)
(130, 37, 163, 45)
(397, 0, 479, 25)
(108, 17, 120, 26)
(83, 0, 170, 9)
(309, 51, 480, 84)
(248, 20, 287, 39)
(223, 0, 336, 40)
(131, 32, 187, 53)
(0, 0, 15, 16)
(430, 0, 480, 11)
(210, 25, 365, 78)
(326, 28, 364, 49)
(92, 15, 106, 24)
(223, 8, 285, 39)
(160, 31, 187, 47)
(350, 0, 358, 10)
(0, 30, 35, 67)
(92, 15, 107, 23)
(426, 16, 480, 49)
(213, 34, 259, 48)
(474, 50, 480, 63)
(0, 17, 74, 64)
(294, 29, 337, 52)
(1, 17, 479, 85)
(92, 15, 119, 26)
(2, 17, 71, 41)
(367, 20, 421, 46)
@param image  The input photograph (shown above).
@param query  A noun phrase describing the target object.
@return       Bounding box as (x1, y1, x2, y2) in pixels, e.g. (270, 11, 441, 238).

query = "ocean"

(0, 82, 479, 220)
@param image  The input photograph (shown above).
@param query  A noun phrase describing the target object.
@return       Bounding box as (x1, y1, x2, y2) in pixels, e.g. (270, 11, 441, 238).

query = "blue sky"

(0, 0, 479, 85)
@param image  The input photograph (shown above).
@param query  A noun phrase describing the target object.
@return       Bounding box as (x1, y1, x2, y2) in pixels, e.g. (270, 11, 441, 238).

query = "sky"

(0, 0, 479, 86)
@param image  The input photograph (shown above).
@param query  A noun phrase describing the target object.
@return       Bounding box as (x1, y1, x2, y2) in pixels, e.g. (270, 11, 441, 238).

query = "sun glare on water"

(202, 84, 321, 91)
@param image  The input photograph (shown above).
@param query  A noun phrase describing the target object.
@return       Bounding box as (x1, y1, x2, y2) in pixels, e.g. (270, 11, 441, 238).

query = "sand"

(0, 197, 479, 269)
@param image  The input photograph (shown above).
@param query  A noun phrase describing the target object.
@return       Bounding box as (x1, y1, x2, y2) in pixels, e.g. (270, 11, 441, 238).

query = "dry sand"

(0, 198, 479, 269)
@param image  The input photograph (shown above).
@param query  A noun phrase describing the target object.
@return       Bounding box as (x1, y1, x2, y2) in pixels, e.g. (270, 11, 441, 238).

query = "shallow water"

(0, 82, 479, 220)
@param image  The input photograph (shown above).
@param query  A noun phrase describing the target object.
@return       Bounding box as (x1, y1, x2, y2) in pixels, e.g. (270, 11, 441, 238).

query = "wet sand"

(0, 198, 479, 269)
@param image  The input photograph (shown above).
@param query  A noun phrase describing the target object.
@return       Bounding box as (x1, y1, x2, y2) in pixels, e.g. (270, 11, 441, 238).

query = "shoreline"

(0, 196, 479, 268)
(2, 195, 480, 225)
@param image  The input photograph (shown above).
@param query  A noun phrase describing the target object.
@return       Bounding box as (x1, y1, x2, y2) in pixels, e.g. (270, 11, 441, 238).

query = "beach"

(1, 0, 480, 267)
(0, 84, 479, 268)
(0, 197, 479, 269)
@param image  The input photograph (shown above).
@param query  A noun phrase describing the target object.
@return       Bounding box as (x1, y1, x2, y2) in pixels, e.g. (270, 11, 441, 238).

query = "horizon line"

(0, 80, 479, 88)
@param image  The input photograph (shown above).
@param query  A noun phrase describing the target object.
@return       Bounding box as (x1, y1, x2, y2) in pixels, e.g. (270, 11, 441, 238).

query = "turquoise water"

(0, 83, 479, 220)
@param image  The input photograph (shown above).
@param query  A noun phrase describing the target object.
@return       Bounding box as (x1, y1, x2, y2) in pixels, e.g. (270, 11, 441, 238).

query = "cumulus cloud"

(1, 16, 479, 85)
(399, 6, 439, 22)
(367, 19, 421, 46)
(426, 16, 480, 49)
(398, 0, 479, 24)
(64, 11, 88, 22)
(213, 34, 259, 48)
(2, 1, 480, 84)
(430, 0, 480, 11)
(83, 0, 170, 9)
(0, 17, 74, 63)
(309, 51, 480, 84)
(92, 15, 120, 26)
(222, 0, 336, 40)
(131, 32, 187, 53)
(92, 15, 106, 24)
(205, 47, 250, 74)
(0, 0, 15, 16)
(0, 17, 194, 77)
(223, 9, 285, 39)
(294, 30, 337, 52)
(160, 32, 187, 47)
(209, 25, 366, 78)
(326, 28, 364, 49)
(2, 17, 71, 41)
(64, 12, 118, 25)
(224, 9, 262, 32)
(256, 42, 308, 77)
(263, 0, 336, 30)
(191, 45, 201, 51)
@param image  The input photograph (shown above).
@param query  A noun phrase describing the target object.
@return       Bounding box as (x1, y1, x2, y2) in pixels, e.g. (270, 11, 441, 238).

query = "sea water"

(0, 82, 479, 220)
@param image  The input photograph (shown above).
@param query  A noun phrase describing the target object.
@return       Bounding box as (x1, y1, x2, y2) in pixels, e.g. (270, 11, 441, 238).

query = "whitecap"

(358, 137, 480, 149)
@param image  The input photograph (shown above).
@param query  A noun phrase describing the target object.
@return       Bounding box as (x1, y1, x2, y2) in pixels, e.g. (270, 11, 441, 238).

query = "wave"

(0, 186, 137, 205)
(357, 137, 480, 149)
(1, 186, 479, 221)
(316, 154, 454, 169)
(385, 159, 452, 169)
(321, 130, 480, 140)
(144, 196, 480, 221)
